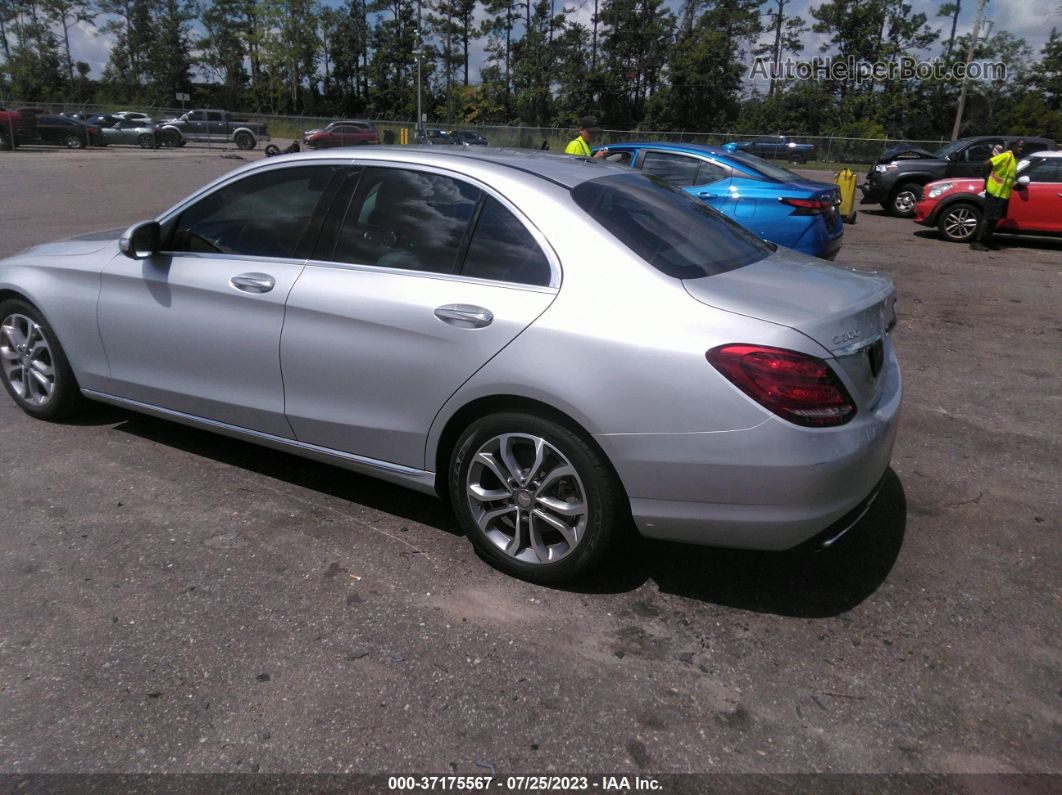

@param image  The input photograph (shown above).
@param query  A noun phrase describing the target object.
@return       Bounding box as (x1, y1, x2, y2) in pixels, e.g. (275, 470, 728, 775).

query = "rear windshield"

(571, 172, 772, 278)
(725, 150, 801, 182)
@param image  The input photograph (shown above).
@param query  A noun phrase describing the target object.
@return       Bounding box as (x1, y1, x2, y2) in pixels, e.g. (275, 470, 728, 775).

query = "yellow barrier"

(834, 168, 858, 224)
(400, 127, 409, 145)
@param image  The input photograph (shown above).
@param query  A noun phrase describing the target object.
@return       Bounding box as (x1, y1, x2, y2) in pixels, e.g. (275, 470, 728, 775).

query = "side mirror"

(1015, 175, 1030, 188)
(119, 220, 160, 259)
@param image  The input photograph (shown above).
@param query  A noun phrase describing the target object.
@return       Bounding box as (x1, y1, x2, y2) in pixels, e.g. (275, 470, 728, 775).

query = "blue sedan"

(591, 142, 843, 259)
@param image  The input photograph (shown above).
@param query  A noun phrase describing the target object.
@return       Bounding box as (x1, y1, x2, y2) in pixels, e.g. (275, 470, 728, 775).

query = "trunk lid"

(683, 249, 897, 406)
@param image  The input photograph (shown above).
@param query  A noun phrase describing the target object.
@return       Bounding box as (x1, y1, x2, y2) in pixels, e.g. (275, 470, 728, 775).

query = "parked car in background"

(60, 112, 94, 122)
(415, 129, 455, 145)
(113, 111, 151, 123)
(451, 130, 488, 146)
(594, 142, 844, 259)
(302, 120, 379, 148)
(723, 135, 817, 163)
(914, 150, 1062, 242)
(0, 107, 37, 150)
(99, 118, 160, 149)
(861, 134, 1056, 218)
(158, 109, 270, 150)
(31, 114, 103, 148)
(0, 147, 900, 583)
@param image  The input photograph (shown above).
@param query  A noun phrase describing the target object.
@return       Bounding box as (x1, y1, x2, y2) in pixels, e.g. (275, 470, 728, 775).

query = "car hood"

(17, 228, 123, 258)
(877, 144, 938, 163)
(683, 249, 895, 355)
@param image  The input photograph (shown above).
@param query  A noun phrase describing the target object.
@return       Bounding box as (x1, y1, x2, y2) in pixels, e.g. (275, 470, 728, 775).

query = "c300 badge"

(833, 329, 861, 345)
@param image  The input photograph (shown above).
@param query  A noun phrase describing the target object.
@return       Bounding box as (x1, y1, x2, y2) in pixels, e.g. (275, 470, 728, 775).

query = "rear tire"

(0, 299, 85, 421)
(137, 133, 155, 149)
(449, 412, 626, 583)
(937, 202, 981, 243)
(64, 134, 83, 149)
(889, 182, 922, 218)
(234, 131, 254, 150)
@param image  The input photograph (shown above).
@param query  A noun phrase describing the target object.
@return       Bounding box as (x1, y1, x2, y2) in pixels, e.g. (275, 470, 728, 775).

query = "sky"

(59, 0, 1062, 95)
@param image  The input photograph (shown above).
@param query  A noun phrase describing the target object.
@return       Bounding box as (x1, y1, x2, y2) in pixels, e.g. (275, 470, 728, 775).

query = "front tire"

(137, 133, 155, 149)
(0, 299, 85, 421)
(889, 182, 922, 217)
(449, 412, 626, 583)
(937, 202, 981, 243)
(64, 134, 83, 149)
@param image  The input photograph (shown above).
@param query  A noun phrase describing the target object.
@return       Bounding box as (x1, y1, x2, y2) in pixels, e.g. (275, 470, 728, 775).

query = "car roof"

(255, 146, 627, 189)
(1027, 150, 1061, 158)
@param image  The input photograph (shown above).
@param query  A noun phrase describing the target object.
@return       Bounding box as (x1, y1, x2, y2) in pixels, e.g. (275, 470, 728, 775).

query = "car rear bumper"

(598, 350, 901, 551)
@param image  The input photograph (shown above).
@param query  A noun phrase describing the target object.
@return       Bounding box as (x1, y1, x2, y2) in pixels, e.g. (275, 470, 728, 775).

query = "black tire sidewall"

(65, 134, 82, 149)
(449, 412, 624, 583)
(138, 134, 154, 149)
(235, 133, 253, 150)
(0, 299, 83, 421)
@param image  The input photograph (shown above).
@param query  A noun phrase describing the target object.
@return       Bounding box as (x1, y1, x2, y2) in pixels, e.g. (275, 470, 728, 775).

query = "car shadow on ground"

(106, 408, 905, 618)
(108, 409, 459, 536)
(556, 468, 906, 618)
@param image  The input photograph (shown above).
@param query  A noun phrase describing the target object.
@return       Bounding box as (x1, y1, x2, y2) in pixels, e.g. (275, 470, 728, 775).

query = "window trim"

(305, 159, 561, 290)
(634, 148, 737, 185)
(157, 160, 349, 262)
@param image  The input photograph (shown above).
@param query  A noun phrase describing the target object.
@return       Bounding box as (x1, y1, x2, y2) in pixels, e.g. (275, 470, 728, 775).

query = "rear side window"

(462, 198, 551, 286)
(331, 167, 480, 273)
(170, 165, 336, 258)
(571, 173, 772, 279)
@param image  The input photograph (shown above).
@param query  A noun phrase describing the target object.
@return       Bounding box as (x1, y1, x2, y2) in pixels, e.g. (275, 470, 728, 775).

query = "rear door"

(637, 149, 732, 212)
(280, 164, 558, 469)
(1006, 158, 1062, 232)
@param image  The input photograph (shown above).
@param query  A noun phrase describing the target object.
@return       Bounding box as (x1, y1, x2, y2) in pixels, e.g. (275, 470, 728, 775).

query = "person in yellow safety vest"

(971, 138, 1024, 251)
(565, 116, 608, 159)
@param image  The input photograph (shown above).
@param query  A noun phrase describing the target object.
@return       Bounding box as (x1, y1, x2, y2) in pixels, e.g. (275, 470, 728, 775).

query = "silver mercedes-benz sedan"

(0, 147, 901, 582)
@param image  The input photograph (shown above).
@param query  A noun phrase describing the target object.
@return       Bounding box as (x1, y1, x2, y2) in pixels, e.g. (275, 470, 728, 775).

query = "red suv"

(303, 120, 379, 149)
(914, 151, 1062, 242)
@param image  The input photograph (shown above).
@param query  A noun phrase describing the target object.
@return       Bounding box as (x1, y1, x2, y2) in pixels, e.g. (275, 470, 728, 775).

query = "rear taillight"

(707, 344, 856, 427)
(779, 197, 834, 215)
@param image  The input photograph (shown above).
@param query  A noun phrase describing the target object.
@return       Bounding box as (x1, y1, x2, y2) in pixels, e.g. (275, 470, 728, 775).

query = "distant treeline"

(2, 0, 1061, 139)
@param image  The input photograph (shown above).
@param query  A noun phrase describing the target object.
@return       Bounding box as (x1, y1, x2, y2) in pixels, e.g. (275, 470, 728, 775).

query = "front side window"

(331, 167, 480, 273)
(187, 111, 205, 122)
(169, 165, 337, 258)
(571, 172, 772, 279)
(1024, 158, 1062, 182)
(462, 198, 551, 287)
(640, 151, 704, 186)
(964, 142, 1001, 162)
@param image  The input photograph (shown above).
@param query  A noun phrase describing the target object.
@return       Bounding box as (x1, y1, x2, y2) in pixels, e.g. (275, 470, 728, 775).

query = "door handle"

(434, 304, 493, 328)
(230, 273, 276, 293)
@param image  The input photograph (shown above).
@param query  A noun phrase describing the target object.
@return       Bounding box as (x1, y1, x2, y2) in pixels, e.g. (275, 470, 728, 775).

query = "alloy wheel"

(465, 433, 588, 565)
(0, 314, 56, 407)
(942, 207, 978, 241)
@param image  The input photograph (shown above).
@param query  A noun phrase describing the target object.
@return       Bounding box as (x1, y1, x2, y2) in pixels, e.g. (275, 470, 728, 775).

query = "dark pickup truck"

(722, 135, 817, 163)
(861, 135, 1057, 217)
(0, 108, 37, 150)
(158, 109, 270, 150)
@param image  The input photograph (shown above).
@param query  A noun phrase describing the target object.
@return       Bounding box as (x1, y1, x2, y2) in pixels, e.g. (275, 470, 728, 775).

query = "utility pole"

(951, 0, 988, 141)
(415, 17, 424, 133)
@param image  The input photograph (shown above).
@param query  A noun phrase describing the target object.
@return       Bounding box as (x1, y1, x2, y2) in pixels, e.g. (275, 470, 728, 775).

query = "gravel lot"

(0, 146, 1059, 776)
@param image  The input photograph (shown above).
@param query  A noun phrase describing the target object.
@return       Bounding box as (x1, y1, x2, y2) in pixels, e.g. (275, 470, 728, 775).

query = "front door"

(281, 165, 558, 469)
(1005, 158, 1062, 233)
(97, 163, 340, 436)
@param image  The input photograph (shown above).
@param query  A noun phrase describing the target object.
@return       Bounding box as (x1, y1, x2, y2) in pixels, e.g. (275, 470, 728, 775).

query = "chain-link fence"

(2, 100, 947, 165)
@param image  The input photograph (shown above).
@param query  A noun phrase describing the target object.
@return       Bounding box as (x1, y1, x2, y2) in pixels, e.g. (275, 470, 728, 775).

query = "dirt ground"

(0, 144, 1059, 777)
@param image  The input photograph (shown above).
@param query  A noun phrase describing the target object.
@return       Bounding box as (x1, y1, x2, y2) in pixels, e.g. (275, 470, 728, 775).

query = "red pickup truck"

(0, 108, 36, 150)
